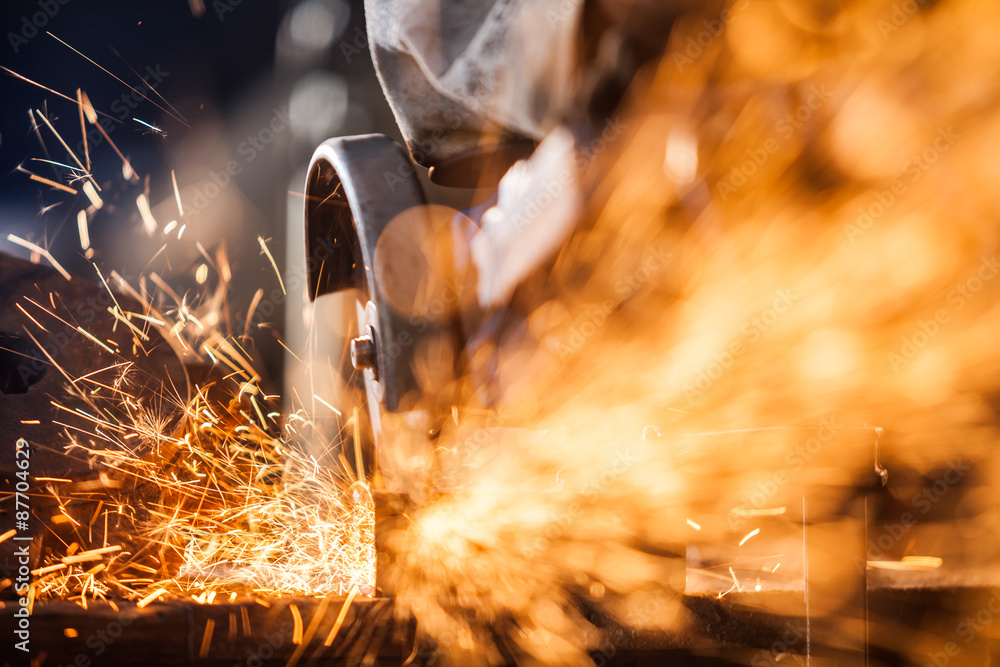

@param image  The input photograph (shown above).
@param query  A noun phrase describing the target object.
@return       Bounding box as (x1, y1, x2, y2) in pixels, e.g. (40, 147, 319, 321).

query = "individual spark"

(198, 618, 215, 658)
(258, 236, 286, 295)
(134, 117, 168, 139)
(7, 234, 72, 279)
(82, 181, 103, 209)
(77, 210, 94, 259)
(136, 194, 158, 236)
(46, 32, 189, 128)
(171, 170, 184, 216)
(77, 89, 91, 170)
(738, 527, 760, 547)
(18, 166, 78, 196)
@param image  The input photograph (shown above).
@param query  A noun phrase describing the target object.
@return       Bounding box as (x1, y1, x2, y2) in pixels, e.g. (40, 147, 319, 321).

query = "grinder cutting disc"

(0, 252, 188, 481)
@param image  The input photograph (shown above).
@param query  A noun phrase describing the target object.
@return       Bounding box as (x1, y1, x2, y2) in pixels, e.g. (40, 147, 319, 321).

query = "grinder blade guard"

(303, 136, 462, 594)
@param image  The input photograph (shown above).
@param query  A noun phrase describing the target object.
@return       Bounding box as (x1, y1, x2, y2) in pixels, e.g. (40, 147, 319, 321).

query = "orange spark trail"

(0, 66, 122, 124)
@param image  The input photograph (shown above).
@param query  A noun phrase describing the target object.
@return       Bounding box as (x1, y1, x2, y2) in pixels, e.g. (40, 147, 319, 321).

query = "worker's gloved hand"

(469, 127, 582, 310)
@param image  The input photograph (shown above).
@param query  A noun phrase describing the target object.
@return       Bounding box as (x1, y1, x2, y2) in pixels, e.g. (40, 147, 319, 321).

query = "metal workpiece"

(5, 584, 994, 665)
